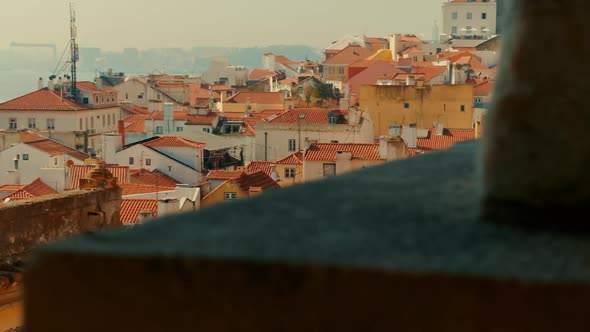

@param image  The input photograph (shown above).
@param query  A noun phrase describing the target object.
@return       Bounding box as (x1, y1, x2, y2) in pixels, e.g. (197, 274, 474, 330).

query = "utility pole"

(69, 3, 79, 102)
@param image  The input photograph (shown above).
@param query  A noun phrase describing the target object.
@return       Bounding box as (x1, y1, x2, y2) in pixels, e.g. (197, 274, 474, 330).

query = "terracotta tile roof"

(143, 136, 205, 149)
(365, 37, 388, 44)
(122, 114, 148, 133)
(279, 78, 299, 86)
(147, 110, 189, 121)
(120, 199, 158, 224)
(454, 56, 491, 72)
(397, 58, 414, 67)
(0, 184, 25, 192)
(4, 178, 57, 201)
(386, 66, 447, 83)
(130, 168, 180, 187)
(212, 84, 236, 92)
(19, 131, 48, 143)
(268, 108, 348, 125)
(248, 69, 277, 81)
(474, 80, 495, 96)
(323, 45, 377, 65)
(0, 88, 87, 111)
(400, 34, 422, 43)
(410, 128, 476, 155)
(68, 165, 129, 190)
(120, 183, 176, 196)
(401, 47, 424, 54)
(304, 143, 381, 161)
(185, 112, 218, 125)
(226, 91, 283, 104)
(274, 55, 299, 65)
(235, 171, 280, 191)
(27, 138, 89, 161)
(276, 151, 304, 165)
(120, 105, 150, 115)
(77, 81, 117, 93)
(246, 161, 273, 176)
(206, 170, 245, 180)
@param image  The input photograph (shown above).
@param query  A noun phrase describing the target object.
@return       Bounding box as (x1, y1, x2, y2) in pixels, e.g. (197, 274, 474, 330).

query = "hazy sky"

(1, 0, 443, 51)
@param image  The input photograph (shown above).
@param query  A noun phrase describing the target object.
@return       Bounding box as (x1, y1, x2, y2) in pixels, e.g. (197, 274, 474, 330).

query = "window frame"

(288, 139, 296, 152)
(224, 192, 237, 200)
(129, 157, 134, 165)
(284, 168, 296, 179)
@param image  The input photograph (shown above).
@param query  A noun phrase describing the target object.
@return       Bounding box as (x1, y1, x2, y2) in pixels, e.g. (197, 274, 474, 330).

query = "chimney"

(406, 75, 416, 86)
(270, 164, 280, 182)
(96, 77, 103, 91)
(163, 102, 174, 135)
(401, 123, 417, 149)
(138, 209, 155, 224)
(37, 77, 44, 90)
(118, 120, 126, 147)
(388, 123, 402, 137)
(379, 136, 390, 160)
(48, 77, 55, 91)
(436, 123, 444, 136)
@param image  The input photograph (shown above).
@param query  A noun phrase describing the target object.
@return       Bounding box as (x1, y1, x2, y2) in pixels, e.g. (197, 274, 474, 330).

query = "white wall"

(115, 144, 201, 185)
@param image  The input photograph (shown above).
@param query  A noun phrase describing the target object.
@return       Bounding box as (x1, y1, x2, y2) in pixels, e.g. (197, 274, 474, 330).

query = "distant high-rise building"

(441, 0, 497, 39)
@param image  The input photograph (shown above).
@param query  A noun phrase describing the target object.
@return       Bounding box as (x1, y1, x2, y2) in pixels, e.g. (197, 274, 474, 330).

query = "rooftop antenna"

(69, 2, 79, 102)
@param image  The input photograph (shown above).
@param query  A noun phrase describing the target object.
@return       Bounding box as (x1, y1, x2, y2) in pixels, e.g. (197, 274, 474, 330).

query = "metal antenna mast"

(69, 3, 79, 101)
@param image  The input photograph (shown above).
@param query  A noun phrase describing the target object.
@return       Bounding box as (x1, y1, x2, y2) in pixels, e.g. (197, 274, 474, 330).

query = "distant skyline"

(1, 0, 443, 51)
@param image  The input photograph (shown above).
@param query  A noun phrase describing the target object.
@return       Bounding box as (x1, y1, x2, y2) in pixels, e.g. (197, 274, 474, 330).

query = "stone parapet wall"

(0, 188, 122, 265)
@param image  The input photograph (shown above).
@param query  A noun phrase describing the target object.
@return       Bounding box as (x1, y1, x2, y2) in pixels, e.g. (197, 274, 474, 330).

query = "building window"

(323, 163, 336, 177)
(138, 93, 144, 99)
(146, 158, 151, 166)
(452, 12, 458, 20)
(475, 98, 482, 103)
(157, 94, 161, 100)
(284, 168, 296, 179)
(467, 12, 472, 20)
(47, 118, 55, 130)
(54, 157, 58, 165)
(155, 126, 164, 134)
(202, 128, 210, 133)
(126, 93, 129, 100)
(80, 118, 83, 130)
(95, 96, 99, 104)
(90, 117, 94, 129)
(288, 139, 296, 152)
(338, 67, 345, 75)
(404, 103, 410, 109)
(83, 97, 89, 105)
(461, 105, 466, 112)
(482, 12, 487, 19)
(85, 118, 89, 130)
(28, 118, 36, 128)
(9, 118, 17, 129)
(23, 154, 29, 161)
(328, 116, 337, 124)
(176, 127, 183, 132)
(452, 26, 458, 34)
(224, 192, 237, 200)
(413, 56, 418, 61)
(328, 67, 334, 74)
(330, 140, 339, 143)
(103, 115, 106, 127)
(129, 157, 134, 165)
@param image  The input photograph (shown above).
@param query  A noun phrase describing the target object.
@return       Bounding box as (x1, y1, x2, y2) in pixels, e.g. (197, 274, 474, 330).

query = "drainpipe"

(264, 132, 268, 161)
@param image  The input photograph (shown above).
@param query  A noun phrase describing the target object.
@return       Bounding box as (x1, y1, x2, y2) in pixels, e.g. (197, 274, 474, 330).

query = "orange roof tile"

(120, 183, 176, 196)
(19, 131, 48, 143)
(212, 84, 236, 92)
(474, 80, 495, 96)
(279, 78, 299, 86)
(206, 170, 245, 180)
(248, 69, 277, 81)
(4, 178, 57, 201)
(120, 199, 158, 224)
(304, 143, 381, 161)
(0, 88, 87, 111)
(323, 45, 377, 65)
(401, 47, 424, 54)
(130, 168, 180, 187)
(410, 128, 476, 155)
(236, 171, 280, 191)
(226, 92, 283, 105)
(27, 138, 89, 161)
(400, 35, 422, 43)
(77, 81, 117, 93)
(122, 114, 148, 133)
(276, 151, 303, 165)
(268, 108, 348, 125)
(0, 184, 25, 192)
(143, 136, 206, 149)
(185, 113, 218, 125)
(246, 161, 273, 176)
(365, 37, 388, 44)
(120, 105, 150, 115)
(67, 165, 129, 190)
(274, 55, 299, 65)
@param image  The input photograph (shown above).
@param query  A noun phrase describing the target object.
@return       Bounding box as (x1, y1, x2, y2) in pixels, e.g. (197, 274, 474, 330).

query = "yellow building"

(360, 83, 474, 137)
(246, 152, 304, 187)
(201, 171, 279, 208)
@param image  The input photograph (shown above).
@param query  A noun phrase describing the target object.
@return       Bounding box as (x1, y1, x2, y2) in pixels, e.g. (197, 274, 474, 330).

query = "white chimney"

(379, 136, 390, 159)
(436, 123, 444, 136)
(401, 124, 418, 149)
(38, 77, 44, 90)
(270, 164, 280, 182)
(48, 77, 55, 91)
(96, 77, 103, 91)
(163, 102, 174, 135)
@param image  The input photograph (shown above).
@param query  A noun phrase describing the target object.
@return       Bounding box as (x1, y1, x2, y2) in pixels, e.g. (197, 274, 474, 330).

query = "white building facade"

(441, 0, 497, 39)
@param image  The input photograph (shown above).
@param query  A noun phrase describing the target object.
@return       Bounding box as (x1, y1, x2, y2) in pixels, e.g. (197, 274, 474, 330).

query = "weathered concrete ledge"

(25, 141, 590, 331)
(0, 188, 122, 265)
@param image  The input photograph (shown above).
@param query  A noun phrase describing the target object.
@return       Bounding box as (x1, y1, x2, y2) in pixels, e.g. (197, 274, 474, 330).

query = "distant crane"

(9, 42, 57, 63)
